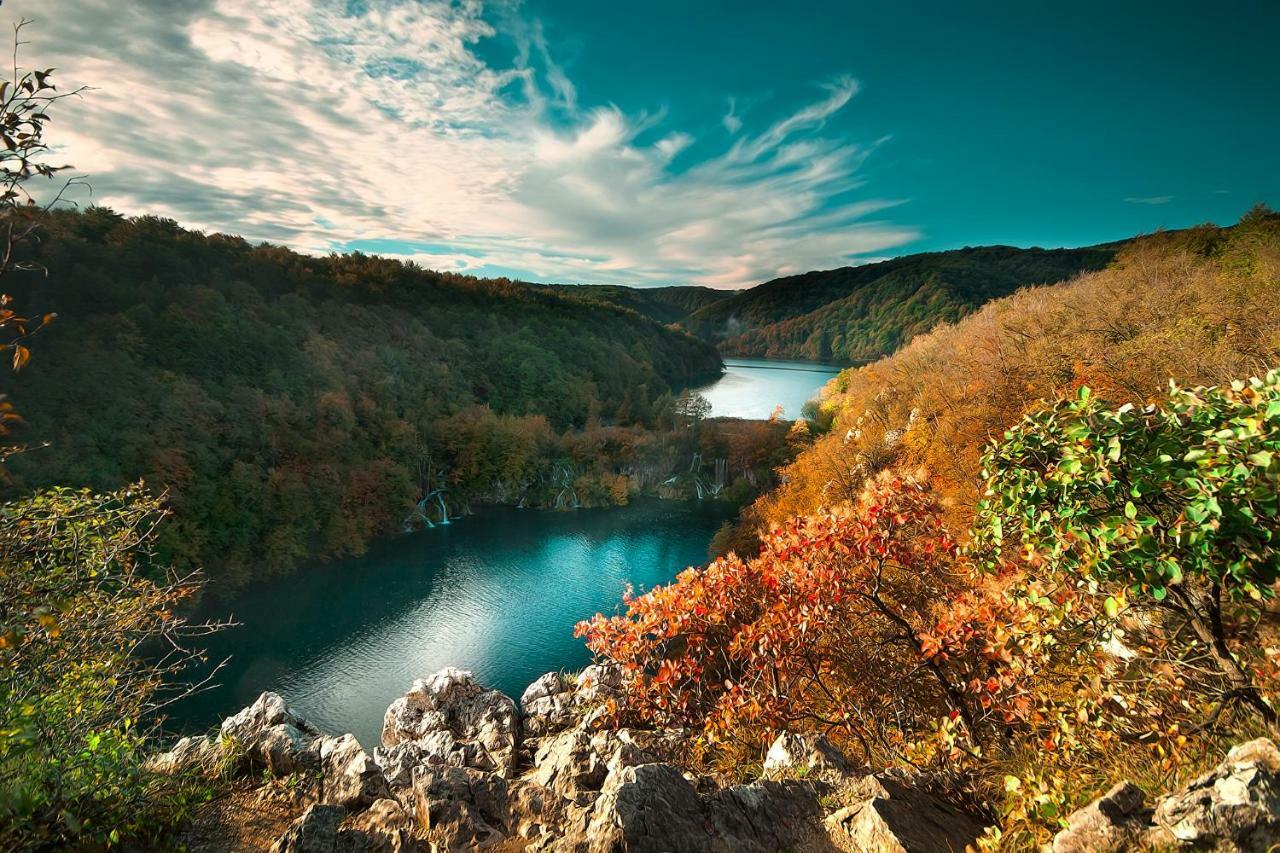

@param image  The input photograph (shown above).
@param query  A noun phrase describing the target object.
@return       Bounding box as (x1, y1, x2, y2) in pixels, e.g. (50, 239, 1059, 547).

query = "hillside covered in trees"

(0, 208, 726, 587)
(681, 243, 1119, 363)
(546, 283, 733, 325)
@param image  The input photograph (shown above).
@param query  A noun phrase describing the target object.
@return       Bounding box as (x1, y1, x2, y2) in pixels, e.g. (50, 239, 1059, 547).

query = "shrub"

(974, 372, 1280, 726)
(577, 473, 1011, 762)
(0, 486, 219, 849)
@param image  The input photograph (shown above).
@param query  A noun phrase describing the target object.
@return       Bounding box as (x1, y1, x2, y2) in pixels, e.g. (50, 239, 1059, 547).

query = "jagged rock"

(522, 672, 580, 738)
(382, 669, 520, 777)
(564, 762, 831, 852)
(522, 672, 567, 708)
(345, 798, 417, 853)
(222, 691, 316, 741)
(1148, 737, 1280, 850)
(411, 764, 513, 850)
(271, 803, 346, 853)
(315, 734, 392, 811)
(824, 774, 986, 853)
(702, 778, 833, 851)
(1051, 781, 1148, 853)
(763, 731, 856, 782)
(530, 726, 690, 805)
(148, 733, 221, 775)
(218, 692, 323, 777)
(530, 728, 610, 802)
(573, 763, 707, 851)
(575, 664, 623, 703)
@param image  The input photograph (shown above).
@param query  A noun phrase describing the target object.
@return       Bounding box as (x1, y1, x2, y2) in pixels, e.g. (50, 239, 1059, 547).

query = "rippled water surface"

(171, 499, 733, 745)
(694, 357, 842, 419)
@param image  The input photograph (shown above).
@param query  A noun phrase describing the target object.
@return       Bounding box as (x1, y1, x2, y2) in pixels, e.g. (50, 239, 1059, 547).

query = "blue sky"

(28, 0, 1280, 287)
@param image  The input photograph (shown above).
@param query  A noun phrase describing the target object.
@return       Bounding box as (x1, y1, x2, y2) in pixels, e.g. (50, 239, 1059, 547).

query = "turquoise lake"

(172, 359, 839, 745)
(695, 357, 842, 420)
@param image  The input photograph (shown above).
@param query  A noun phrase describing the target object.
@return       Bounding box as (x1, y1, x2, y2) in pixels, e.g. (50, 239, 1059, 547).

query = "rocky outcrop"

(824, 773, 986, 853)
(764, 731, 857, 783)
(1053, 737, 1280, 852)
(163, 668, 998, 852)
(1051, 781, 1148, 853)
(381, 668, 520, 777)
(1149, 737, 1280, 850)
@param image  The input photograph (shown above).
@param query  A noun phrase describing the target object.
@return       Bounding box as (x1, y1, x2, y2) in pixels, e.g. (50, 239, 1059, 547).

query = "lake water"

(694, 357, 842, 420)
(170, 499, 734, 746)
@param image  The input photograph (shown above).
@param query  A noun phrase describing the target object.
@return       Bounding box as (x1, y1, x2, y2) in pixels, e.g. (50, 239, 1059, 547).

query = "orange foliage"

(577, 473, 1043, 761)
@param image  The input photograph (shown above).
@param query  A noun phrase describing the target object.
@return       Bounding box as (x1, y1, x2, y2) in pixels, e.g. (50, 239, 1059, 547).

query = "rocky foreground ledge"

(155, 666, 1280, 852)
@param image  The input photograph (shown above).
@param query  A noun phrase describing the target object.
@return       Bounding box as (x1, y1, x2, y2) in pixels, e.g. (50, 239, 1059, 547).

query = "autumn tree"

(0, 19, 84, 460)
(577, 473, 1015, 762)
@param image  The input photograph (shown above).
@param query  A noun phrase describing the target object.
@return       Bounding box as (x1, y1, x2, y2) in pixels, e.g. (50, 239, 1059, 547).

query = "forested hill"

(681, 244, 1119, 363)
(0, 208, 723, 585)
(546, 283, 733, 325)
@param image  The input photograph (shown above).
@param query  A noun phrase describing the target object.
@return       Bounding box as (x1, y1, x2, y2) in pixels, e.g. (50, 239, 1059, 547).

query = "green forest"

(0, 208, 728, 587)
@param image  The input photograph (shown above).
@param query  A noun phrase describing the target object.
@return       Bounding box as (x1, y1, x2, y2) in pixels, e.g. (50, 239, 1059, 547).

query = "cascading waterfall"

(403, 488, 451, 530)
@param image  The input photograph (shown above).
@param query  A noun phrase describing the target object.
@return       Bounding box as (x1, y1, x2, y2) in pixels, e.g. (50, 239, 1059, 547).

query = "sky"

(18, 0, 1280, 288)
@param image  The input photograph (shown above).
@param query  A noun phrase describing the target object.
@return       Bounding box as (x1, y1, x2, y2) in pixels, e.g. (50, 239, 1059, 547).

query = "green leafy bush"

(0, 486, 217, 849)
(974, 371, 1280, 724)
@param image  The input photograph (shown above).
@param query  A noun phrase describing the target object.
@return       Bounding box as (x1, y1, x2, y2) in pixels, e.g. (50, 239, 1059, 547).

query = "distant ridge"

(682, 243, 1122, 363)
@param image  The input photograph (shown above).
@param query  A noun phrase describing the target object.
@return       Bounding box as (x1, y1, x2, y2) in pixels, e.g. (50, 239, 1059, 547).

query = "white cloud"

(21, 0, 915, 287)
(1123, 195, 1174, 205)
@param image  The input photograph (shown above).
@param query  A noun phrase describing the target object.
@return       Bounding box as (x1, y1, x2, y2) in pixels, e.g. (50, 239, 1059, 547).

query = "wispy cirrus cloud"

(1124, 195, 1174, 205)
(24, 0, 915, 287)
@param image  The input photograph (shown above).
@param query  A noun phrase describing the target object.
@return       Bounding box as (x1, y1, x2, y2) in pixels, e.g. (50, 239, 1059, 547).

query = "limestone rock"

(763, 731, 856, 782)
(702, 778, 833, 852)
(1051, 781, 1148, 853)
(565, 763, 832, 852)
(345, 798, 417, 853)
(576, 763, 707, 851)
(1149, 737, 1280, 850)
(382, 669, 520, 777)
(521, 672, 580, 738)
(315, 734, 392, 811)
(222, 691, 316, 742)
(575, 663, 623, 703)
(529, 726, 689, 805)
(824, 774, 986, 853)
(148, 734, 221, 775)
(271, 803, 345, 853)
(411, 764, 513, 850)
(219, 692, 322, 777)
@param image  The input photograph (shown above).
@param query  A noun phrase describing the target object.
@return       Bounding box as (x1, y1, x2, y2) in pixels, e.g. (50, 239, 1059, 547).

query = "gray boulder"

(1149, 737, 1280, 850)
(315, 733, 392, 811)
(411, 764, 514, 850)
(563, 762, 833, 852)
(148, 733, 221, 775)
(763, 731, 857, 782)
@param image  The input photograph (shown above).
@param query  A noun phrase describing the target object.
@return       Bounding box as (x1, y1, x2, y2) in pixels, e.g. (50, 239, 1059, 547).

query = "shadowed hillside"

(0, 208, 725, 585)
(547, 283, 734, 325)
